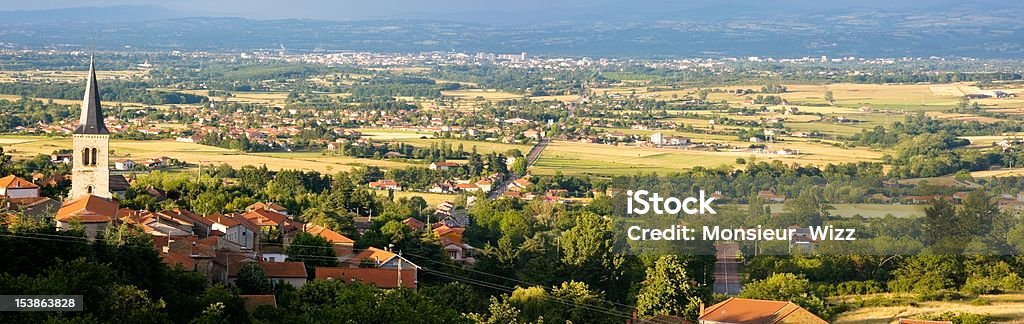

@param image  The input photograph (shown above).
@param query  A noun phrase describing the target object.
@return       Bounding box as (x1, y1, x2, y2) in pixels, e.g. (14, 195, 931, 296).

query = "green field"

(532, 139, 886, 177)
(766, 204, 925, 218)
(0, 136, 413, 173)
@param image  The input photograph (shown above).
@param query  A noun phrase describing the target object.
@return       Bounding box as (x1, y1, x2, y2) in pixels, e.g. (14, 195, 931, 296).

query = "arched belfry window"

(82, 148, 90, 167)
(91, 148, 98, 166)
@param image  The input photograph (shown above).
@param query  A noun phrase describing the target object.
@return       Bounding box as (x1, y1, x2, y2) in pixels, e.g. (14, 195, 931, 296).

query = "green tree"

(635, 255, 707, 320)
(739, 273, 832, 319)
(512, 157, 528, 176)
(236, 263, 273, 294)
(560, 212, 638, 301)
(285, 232, 338, 278)
(923, 198, 958, 247)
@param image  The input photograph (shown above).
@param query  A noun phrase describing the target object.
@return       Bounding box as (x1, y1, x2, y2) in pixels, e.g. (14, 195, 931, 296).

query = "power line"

(0, 232, 645, 321)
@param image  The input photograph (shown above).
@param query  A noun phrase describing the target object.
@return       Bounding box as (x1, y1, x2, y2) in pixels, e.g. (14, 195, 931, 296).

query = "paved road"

(525, 138, 549, 166)
(487, 138, 549, 200)
(713, 241, 742, 295)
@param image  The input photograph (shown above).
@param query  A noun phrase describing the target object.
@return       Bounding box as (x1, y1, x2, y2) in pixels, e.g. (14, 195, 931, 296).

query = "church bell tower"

(69, 55, 112, 200)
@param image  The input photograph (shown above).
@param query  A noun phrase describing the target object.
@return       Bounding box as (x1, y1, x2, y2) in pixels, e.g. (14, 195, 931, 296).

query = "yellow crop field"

(0, 136, 413, 174)
(532, 140, 885, 177)
(834, 293, 1024, 323)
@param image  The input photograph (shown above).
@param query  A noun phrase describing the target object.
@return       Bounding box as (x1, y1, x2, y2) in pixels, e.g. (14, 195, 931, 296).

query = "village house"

(757, 190, 787, 203)
(314, 266, 417, 289)
(698, 297, 827, 323)
(368, 179, 402, 191)
(429, 161, 461, 171)
(114, 159, 136, 170)
(228, 261, 308, 289)
(347, 247, 420, 273)
(246, 202, 289, 216)
(434, 201, 470, 228)
(55, 195, 120, 239)
(206, 213, 260, 251)
(243, 207, 300, 252)
(434, 225, 476, 264)
(301, 223, 355, 257)
(0, 175, 40, 198)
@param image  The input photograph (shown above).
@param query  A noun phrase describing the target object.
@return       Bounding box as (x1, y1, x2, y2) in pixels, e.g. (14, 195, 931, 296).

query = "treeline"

(0, 98, 74, 132)
(850, 114, 1024, 147)
(0, 81, 207, 105)
(847, 115, 1024, 177)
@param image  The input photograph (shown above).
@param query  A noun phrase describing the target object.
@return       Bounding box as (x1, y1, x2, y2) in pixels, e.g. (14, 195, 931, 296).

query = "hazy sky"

(0, 0, 1010, 23)
(0, 0, 616, 20)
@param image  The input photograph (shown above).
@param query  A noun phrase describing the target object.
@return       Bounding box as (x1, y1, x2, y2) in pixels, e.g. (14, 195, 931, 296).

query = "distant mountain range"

(0, 3, 1021, 58)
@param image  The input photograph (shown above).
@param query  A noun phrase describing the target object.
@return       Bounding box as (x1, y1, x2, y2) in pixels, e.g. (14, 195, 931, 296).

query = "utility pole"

(397, 254, 403, 288)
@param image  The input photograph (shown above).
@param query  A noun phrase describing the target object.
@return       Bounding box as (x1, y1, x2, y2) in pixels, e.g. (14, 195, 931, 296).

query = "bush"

(921, 311, 991, 324)
(915, 289, 966, 302)
(830, 280, 885, 296)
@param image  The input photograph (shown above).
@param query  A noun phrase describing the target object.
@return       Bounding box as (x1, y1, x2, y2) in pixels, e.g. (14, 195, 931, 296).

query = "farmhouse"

(429, 161, 461, 171)
(368, 179, 402, 191)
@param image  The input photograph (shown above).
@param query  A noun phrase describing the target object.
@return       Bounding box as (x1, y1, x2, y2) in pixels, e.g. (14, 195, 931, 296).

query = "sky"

(0, 0, 614, 21)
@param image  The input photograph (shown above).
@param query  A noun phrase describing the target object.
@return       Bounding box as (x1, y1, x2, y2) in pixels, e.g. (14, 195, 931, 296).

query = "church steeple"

(73, 54, 109, 135)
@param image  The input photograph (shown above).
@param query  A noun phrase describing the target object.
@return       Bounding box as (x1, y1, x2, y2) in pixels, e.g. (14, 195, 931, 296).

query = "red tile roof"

(243, 209, 288, 226)
(402, 217, 425, 231)
(304, 223, 354, 244)
(247, 202, 287, 212)
(55, 195, 119, 223)
(315, 267, 416, 289)
(0, 175, 38, 189)
(349, 247, 397, 266)
(699, 298, 826, 324)
(259, 261, 308, 278)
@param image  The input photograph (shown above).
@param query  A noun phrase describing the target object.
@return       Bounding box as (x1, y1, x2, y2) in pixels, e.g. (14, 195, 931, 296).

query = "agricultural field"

(359, 130, 531, 155)
(0, 69, 147, 83)
(764, 204, 925, 218)
(175, 90, 291, 105)
(833, 293, 1024, 323)
(0, 135, 413, 174)
(0, 94, 145, 107)
(534, 129, 887, 177)
(376, 190, 458, 207)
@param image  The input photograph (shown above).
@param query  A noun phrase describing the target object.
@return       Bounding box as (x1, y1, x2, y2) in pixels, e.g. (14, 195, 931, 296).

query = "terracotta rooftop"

(55, 194, 119, 223)
(315, 267, 416, 289)
(259, 261, 308, 278)
(402, 217, 425, 231)
(699, 298, 826, 324)
(349, 247, 397, 266)
(243, 208, 289, 226)
(247, 201, 286, 212)
(304, 223, 354, 244)
(0, 175, 38, 189)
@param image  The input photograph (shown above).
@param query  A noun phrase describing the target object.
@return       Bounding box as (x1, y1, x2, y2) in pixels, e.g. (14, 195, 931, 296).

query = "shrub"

(921, 311, 991, 324)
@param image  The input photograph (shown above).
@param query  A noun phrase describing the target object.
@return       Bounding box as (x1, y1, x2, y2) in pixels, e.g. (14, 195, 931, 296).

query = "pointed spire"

(74, 53, 108, 135)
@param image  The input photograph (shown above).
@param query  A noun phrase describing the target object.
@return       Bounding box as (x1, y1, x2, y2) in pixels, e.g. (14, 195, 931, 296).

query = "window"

(82, 148, 90, 166)
(91, 148, 98, 166)
(86, 186, 93, 194)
